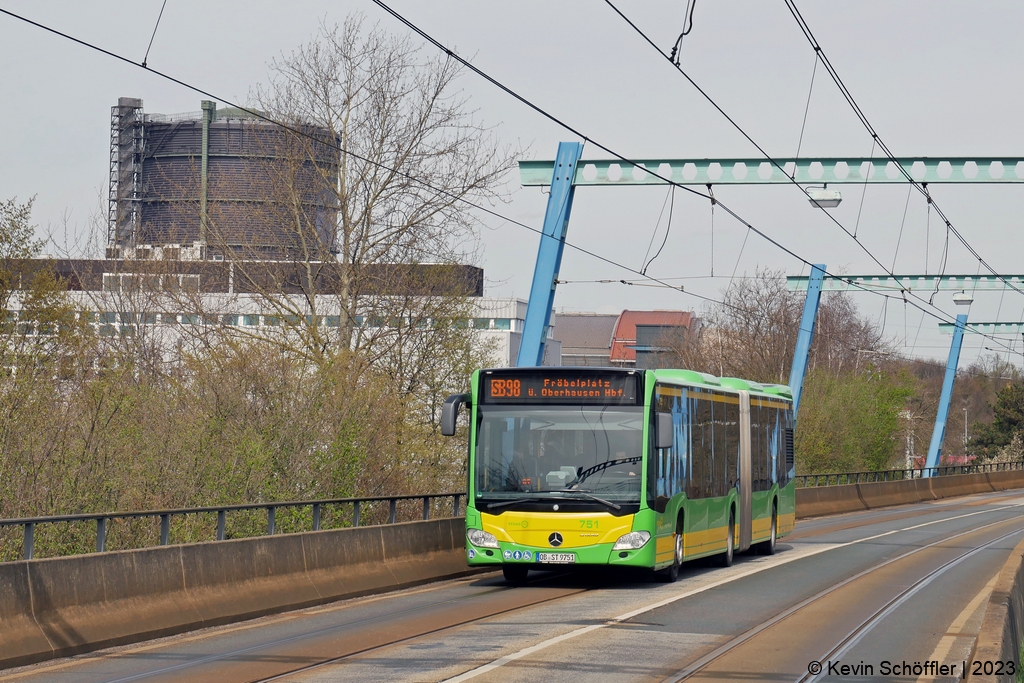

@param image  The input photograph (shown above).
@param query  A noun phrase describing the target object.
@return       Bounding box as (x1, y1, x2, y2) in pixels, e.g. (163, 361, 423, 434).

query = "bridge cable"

(367, 0, 1018, 354)
(0, 4, 1012, 354)
(600, 0, 999, 348)
(782, 0, 1024, 300)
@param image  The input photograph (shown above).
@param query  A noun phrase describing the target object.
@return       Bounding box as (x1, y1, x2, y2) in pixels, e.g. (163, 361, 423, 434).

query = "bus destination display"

(483, 373, 639, 404)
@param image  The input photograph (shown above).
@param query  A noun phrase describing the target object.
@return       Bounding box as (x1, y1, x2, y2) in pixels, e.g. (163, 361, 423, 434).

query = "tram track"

(255, 500, 1024, 683)
(660, 512, 1024, 682)
(6, 494, 1023, 683)
(246, 571, 586, 683)
(788, 489, 1024, 540)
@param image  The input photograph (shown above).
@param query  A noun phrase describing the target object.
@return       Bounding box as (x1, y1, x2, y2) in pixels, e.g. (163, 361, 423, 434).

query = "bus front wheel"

(502, 565, 529, 584)
(756, 506, 778, 556)
(656, 517, 684, 583)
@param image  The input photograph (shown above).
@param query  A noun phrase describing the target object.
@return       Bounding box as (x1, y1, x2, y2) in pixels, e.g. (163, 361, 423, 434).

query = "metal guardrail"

(6, 461, 1023, 561)
(794, 461, 1024, 488)
(1, 493, 463, 561)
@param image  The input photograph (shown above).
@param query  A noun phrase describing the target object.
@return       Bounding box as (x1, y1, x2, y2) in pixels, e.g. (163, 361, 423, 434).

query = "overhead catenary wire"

(0, 9, 876, 352)
(0, 3, 1014, 357)
(853, 138, 875, 239)
(141, 0, 168, 68)
(793, 50, 818, 170)
(642, 186, 674, 275)
(640, 186, 673, 275)
(781, 0, 1024, 302)
(708, 184, 715, 276)
(366, 1, 1019, 356)
(890, 185, 913, 272)
(600, 0, 1023, 362)
(668, 0, 697, 66)
(599, 0, 995, 343)
(0, 4, 745, 319)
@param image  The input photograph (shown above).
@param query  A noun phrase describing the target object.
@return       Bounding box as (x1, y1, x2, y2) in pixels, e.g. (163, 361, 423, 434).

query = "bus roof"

(649, 369, 792, 400)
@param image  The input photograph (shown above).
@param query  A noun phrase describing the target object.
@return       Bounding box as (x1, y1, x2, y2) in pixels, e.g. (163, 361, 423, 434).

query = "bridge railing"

(0, 493, 463, 562)
(794, 460, 1024, 488)
(5, 461, 1024, 562)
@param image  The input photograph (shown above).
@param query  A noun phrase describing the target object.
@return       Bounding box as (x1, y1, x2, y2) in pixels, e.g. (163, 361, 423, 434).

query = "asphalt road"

(4, 490, 1024, 683)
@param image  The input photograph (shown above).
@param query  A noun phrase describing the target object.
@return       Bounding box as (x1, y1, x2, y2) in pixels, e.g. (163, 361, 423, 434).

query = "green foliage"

(0, 197, 481, 560)
(969, 380, 1024, 459)
(795, 366, 916, 474)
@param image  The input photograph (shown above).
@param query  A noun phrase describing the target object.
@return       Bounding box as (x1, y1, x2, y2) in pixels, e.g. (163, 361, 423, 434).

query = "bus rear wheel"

(756, 507, 778, 556)
(718, 510, 735, 567)
(502, 565, 529, 584)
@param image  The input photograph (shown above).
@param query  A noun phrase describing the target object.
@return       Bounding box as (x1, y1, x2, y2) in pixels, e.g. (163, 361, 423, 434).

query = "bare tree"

(658, 269, 894, 384)
(227, 15, 513, 348)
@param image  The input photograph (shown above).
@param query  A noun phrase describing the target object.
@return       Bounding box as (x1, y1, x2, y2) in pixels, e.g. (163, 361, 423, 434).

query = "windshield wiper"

(479, 496, 547, 510)
(571, 456, 642, 487)
(479, 492, 621, 511)
(564, 490, 621, 510)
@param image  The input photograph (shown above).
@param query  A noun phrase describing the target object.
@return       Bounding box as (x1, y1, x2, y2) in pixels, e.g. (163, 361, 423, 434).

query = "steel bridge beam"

(925, 314, 968, 476)
(787, 274, 1024, 293)
(519, 157, 1024, 187)
(789, 264, 826, 422)
(517, 142, 583, 367)
(939, 322, 1024, 335)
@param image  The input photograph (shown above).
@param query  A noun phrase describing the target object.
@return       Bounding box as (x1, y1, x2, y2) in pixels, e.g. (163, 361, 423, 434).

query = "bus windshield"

(475, 405, 644, 504)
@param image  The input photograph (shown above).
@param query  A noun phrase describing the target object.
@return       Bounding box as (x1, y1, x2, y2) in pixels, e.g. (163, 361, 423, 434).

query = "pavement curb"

(969, 534, 1024, 682)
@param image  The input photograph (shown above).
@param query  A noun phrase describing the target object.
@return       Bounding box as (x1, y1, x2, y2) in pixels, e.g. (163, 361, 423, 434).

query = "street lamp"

(952, 291, 973, 306)
(807, 184, 842, 209)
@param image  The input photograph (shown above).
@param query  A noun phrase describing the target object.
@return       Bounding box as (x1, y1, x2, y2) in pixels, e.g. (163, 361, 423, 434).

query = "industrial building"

(107, 98, 338, 261)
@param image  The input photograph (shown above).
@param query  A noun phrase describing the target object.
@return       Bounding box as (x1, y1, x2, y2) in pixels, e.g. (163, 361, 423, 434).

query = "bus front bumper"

(465, 539, 655, 569)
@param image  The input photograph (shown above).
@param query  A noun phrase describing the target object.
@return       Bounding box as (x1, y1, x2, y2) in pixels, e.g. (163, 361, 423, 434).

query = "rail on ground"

(4, 468, 1024, 670)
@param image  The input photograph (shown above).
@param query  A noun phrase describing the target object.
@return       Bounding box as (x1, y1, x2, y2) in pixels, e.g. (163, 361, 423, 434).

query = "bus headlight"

(467, 529, 499, 548)
(612, 531, 651, 550)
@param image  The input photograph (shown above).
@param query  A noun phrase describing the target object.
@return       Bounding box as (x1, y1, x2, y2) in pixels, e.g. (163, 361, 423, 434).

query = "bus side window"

(697, 393, 714, 498)
(725, 398, 740, 491)
(768, 407, 780, 486)
(687, 392, 703, 499)
(649, 386, 676, 512)
(750, 404, 762, 492)
(674, 393, 688, 497)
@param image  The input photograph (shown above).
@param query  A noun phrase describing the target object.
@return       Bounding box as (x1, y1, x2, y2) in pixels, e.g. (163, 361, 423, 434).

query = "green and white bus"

(441, 367, 795, 582)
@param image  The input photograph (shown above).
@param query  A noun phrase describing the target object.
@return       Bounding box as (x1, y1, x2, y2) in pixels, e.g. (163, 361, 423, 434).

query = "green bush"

(796, 366, 915, 474)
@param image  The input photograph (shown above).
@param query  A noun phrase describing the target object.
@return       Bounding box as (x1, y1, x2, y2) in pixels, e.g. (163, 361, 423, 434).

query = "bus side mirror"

(656, 412, 674, 449)
(441, 393, 470, 436)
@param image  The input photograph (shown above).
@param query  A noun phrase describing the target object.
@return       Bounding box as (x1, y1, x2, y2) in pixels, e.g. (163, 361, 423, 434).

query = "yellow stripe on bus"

(480, 511, 634, 549)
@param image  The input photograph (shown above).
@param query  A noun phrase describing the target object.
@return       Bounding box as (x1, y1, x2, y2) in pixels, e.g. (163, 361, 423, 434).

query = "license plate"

(537, 552, 575, 564)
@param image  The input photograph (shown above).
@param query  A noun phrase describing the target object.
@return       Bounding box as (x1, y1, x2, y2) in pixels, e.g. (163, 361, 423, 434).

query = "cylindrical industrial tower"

(107, 98, 338, 260)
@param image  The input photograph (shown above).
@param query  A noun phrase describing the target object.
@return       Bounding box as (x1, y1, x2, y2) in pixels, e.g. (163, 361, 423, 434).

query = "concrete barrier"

(5, 471, 1024, 670)
(796, 470, 1024, 519)
(0, 517, 471, 669)
(969, 535, 1024, 682)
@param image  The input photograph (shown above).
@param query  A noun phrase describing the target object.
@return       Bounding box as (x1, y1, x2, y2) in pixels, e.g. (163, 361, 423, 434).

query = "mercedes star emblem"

(548, 532, 563, 547)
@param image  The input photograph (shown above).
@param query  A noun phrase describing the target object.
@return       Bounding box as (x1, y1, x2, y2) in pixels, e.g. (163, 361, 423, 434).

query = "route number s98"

(491, 379, 521, 398)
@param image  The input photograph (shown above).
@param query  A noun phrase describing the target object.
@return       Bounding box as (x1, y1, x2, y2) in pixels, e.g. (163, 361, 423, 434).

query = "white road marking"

(439, 500, 1024, 683)
(915, 574, 999, 683)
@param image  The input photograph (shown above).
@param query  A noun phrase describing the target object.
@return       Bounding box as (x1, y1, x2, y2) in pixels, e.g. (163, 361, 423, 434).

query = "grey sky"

(1, 1, 1022, 366)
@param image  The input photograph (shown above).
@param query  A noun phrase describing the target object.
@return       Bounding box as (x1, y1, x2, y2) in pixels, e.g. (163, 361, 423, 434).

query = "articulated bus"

(441, 367, 796, 582)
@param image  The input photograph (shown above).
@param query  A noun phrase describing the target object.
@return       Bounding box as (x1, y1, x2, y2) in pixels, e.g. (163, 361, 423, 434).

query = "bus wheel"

(656, 520, 684, 583)
(718, 510, 735, 567)
(502, 565, 529, 584)
(757, 507, 778, 556)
